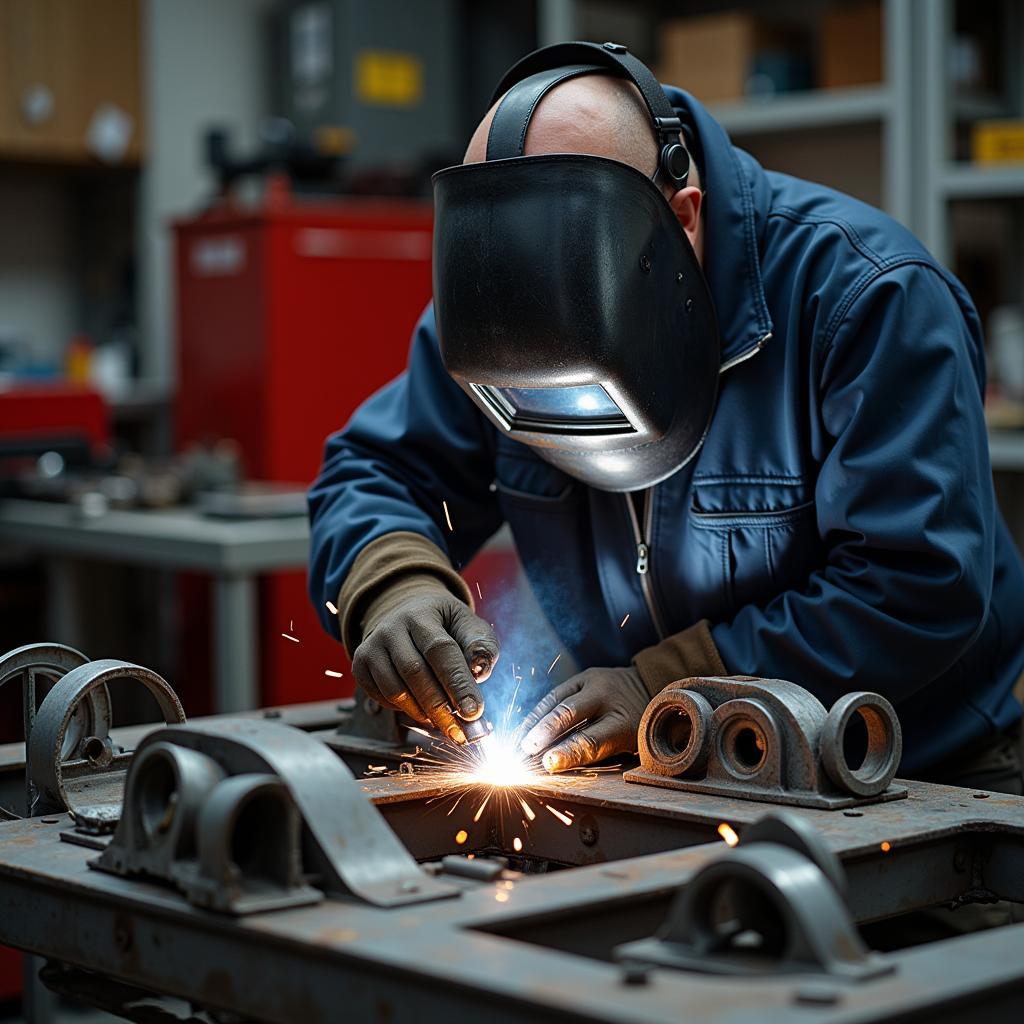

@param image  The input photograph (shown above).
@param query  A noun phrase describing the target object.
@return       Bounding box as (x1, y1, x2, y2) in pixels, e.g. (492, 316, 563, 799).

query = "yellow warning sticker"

(355, 50, 423, 108)
(972, 120, 1024, 164)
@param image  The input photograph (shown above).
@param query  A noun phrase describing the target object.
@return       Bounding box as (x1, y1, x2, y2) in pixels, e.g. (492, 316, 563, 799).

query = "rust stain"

(316, 927, 360, 944)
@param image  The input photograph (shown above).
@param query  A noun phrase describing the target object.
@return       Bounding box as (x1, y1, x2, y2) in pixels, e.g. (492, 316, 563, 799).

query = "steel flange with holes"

(625, 676, 905, 809)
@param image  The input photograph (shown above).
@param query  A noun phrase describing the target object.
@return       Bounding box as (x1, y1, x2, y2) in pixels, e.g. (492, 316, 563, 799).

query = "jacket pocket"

(690, 488, 820, 617)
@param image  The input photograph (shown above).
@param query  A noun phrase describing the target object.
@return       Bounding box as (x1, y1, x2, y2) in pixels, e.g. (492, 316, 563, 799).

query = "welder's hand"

(519, 666, 651, 772)
(351, 591, 499, 744)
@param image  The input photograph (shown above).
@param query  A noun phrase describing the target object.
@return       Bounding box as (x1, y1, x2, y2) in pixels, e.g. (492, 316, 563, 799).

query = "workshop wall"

(137, 0, 276, 388)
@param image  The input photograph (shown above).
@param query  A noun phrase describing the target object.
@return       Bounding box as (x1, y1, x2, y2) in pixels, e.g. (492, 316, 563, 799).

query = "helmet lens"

(472, 383, 634, 435)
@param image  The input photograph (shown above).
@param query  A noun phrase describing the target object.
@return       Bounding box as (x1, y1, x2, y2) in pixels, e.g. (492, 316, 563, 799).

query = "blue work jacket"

(309, 87, 1024, 775)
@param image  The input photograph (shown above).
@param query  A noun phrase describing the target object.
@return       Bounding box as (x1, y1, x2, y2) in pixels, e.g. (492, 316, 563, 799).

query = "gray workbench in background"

(0, 499, 309, 713)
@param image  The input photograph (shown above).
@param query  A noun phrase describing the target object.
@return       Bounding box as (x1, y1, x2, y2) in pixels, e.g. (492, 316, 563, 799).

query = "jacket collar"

(662, 86, 774, 369)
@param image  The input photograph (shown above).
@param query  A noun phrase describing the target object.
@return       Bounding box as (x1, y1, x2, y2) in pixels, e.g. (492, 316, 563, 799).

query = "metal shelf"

(989, 430, 1024, 472)
(941, 164, 1024, 200)
(708, 85, 889, 137)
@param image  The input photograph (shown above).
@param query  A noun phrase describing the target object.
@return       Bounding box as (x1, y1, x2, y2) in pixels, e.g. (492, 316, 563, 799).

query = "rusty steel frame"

(1, 723, 1024, 1023)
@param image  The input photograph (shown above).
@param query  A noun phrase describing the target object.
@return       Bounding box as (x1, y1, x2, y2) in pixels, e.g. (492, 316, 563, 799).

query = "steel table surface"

(0, 499, 310, 712)
(1, 772, 1024, 1023)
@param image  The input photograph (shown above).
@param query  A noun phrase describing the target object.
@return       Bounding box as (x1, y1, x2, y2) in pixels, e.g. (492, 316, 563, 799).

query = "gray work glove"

(351, 580, 500, 745)
(519, 666, 651, 772)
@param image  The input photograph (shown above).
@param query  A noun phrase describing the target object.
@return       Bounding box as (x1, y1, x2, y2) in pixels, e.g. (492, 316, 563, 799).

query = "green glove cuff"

(631, 619, 727, 698)
(336, 531, 474, 657)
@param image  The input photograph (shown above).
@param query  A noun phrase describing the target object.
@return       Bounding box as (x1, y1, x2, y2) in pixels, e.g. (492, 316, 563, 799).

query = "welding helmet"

(432, 41, 719, 492)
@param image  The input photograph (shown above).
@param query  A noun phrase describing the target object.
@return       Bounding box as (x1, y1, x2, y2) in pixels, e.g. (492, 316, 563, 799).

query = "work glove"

(519, 666, 651, 772)
(351, 578, 500, 745)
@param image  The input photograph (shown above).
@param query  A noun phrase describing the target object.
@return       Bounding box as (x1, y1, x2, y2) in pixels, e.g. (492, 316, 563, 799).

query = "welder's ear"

(669, 185, 703, 251)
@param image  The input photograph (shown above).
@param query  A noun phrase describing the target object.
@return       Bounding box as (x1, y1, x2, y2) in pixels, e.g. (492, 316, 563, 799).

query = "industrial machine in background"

(0, 643, 1023, 1022)
(174, 180, 436, 710)
(271, 0, 536, 193)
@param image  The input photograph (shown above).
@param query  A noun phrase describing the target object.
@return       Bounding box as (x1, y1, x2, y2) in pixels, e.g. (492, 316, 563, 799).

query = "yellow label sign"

(972, 120, 1024, 164)
(355, 50, 423, 108)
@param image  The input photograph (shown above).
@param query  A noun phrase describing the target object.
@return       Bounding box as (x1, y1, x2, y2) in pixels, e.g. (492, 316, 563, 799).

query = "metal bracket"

(624, 676, 906, 809)
(28, 658, 185, 823)
(0, 643, 91, 818)
(94, 717, 457, 911)
(616, 812, 894, 981)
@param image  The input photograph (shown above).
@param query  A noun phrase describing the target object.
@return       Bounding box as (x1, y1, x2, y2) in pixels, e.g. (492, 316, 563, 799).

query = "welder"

(309, 42, 1024, 797)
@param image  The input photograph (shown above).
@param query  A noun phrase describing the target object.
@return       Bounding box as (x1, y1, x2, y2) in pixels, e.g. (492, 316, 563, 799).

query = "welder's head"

(432, 42, 720, 493)
(463, 73, 705, 263)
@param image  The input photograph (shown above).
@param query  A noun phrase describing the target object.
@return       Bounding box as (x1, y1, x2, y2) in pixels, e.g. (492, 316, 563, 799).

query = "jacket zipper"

(619, 333, 772, 641)
(625, 489, 667, 639)
(719, 331, 773, 373)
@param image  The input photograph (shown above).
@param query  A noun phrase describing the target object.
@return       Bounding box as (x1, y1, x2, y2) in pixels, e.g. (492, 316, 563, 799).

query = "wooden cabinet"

(0, 0, 142, 164)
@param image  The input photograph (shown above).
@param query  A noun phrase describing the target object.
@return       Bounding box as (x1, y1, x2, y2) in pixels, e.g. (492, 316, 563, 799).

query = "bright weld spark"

(442, 500, 454, 532)
(473, 790, 493, 822)
(718, 822, 740, 847)
(546, 653, 561, 675)
(289, 619, 294, 631)
(619, 613, 630, 628)
(494, 891, 509, 902)
(281, 633, 299, 643)
(393, 690, 604, 856)
(325, 600, 338, 616)
(880, 840, 892, 853)
(545, 805, 573, 826)
(455, 829, 468, 845)
(324, 669, 343, 678)
(476, 581, 483, 601)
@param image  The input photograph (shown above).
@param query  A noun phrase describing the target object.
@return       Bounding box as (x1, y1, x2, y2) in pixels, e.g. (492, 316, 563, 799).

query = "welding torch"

(350, 587, 501, 746)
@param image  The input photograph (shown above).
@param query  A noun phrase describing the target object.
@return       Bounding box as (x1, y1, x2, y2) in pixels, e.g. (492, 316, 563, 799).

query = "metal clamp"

(625, 676, 905, 809)
(616, 812, 894, 981)
(95, 717, 457, 912)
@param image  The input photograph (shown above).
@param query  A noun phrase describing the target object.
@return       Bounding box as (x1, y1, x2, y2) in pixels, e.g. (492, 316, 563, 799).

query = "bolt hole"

(231, 791, 291, 886)
(705, 879, 787, 959)
(973, 792, 990, 799)
(841, 713, 868, 771)
(653, 708, 693, 759)
(842, 810, 863, 818)
(731, 726, 766, 772)
(83, 735, 107, 764)
(138, 753, 177, 838)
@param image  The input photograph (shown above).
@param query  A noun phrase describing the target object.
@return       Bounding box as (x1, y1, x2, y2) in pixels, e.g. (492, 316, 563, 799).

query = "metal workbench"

(0, 646, 1023, 1024)
(0, 500, 309, 712)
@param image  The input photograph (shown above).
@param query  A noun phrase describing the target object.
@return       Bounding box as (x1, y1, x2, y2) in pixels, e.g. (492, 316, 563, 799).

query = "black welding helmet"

(432, 41, 720, 492)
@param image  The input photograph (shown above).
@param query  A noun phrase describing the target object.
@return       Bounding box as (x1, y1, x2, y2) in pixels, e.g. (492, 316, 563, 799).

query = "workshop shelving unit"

(542, 0, 1024, 497)
(918, 0, 1024, 478)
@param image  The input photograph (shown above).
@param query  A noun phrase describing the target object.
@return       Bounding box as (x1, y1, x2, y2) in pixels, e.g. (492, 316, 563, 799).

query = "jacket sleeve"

(307, 304, 504, 640)
(712, 263, 995, 705)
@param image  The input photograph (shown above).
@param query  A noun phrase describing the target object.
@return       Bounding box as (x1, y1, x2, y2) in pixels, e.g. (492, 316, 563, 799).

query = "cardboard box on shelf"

(819, 0, 884, 90)
(654, 11, 809, 103)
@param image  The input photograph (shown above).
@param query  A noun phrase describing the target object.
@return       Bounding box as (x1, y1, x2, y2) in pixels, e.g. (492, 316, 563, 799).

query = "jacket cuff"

(631, 619, 727, 698)
(336, 531, 474, 656)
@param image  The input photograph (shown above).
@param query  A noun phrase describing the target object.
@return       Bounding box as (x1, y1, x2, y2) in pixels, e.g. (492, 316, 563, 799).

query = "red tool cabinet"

(174, 181, 436, 709)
